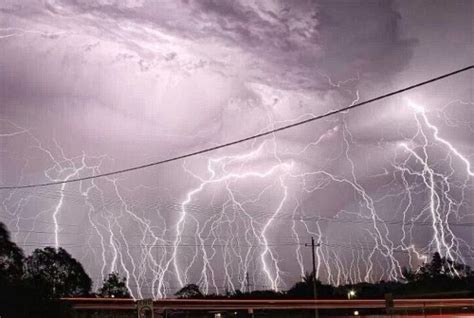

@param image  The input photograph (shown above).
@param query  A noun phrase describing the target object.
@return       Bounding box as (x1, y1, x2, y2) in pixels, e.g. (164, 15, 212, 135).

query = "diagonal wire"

(1, 65, 472, 190)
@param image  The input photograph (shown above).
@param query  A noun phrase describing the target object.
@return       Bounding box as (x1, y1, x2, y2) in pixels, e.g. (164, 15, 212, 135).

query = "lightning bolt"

(1, 82, 472, 298)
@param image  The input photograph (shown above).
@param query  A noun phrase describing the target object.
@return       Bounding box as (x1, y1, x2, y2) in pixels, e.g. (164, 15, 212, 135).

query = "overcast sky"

(0, 0, 472, 297)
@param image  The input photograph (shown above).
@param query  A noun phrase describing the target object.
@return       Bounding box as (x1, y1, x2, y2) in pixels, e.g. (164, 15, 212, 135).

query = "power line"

(1, 65, 472, 190)
(14, 241, 474, 258)
(8, 219, 474, 237)
(16, 242, 302, 248)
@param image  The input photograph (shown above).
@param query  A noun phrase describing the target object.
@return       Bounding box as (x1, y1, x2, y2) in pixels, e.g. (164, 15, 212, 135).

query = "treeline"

(175, 251, 474, 301)
(1, 221, 473, 317)
(0, 222, 130, 318)
(175, 252, 474, 300)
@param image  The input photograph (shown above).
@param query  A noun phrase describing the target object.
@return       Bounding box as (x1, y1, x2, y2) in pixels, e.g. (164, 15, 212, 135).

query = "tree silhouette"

(430, 252, 443, 275)
(401, 266, 416, 282)
(418, 251, 443, 278)
(0, 222, 24, 283)
(409, 252, 473, 282)
(98, 272, 131, 298)
(287, 271, 334, 299)
(25, 247, 92, 298)
(397, 252, 474, 297)
(287, 272, 314, 298)
(175, 283, 203, 298)
(0, 223, 73, 318)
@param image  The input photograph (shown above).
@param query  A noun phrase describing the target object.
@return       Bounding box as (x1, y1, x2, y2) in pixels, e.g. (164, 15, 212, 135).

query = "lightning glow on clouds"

(0, 0, 473, 298)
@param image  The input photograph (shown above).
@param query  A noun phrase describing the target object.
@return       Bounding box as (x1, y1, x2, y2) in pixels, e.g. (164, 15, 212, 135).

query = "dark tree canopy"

(287, 271, 334, 299)
(25, 247, 92, 298)
(403, 252, 473, 282)
(175, 283, 203, 298)
(397, 252, 474, 297)
(287, 271, 317, 298)
(0, 222, 24, 283)
(98, 272, 131, 298)
(0, 223, 74, 318)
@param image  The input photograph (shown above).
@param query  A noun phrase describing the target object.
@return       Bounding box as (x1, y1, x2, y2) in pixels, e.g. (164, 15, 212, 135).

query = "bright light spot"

(398, 141, 409, 150)
(285, 161, 295, 170)
(354, 310, 359, 316)
(348, 289, 356, 299)
(405, 98, 425, 113)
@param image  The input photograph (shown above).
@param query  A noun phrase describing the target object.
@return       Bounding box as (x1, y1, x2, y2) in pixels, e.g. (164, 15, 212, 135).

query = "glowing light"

(405, 98, 425, 113)
(348, 289, 356, 299)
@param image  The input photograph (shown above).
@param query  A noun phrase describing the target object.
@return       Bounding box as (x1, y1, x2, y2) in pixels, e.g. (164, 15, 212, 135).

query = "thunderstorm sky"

(0, 0, 473, 298)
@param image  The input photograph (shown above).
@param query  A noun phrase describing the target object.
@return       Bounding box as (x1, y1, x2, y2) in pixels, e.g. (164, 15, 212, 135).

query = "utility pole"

(246, 272, 253, 318)
(246, 272, 250, 293)
(305, 237, 320, 318)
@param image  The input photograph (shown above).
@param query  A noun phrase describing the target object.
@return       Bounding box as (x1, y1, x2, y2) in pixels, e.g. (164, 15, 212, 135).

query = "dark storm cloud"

(189, 0, 415, 87)
(0, 0, 418, 165)
(1, 0, 415, 91)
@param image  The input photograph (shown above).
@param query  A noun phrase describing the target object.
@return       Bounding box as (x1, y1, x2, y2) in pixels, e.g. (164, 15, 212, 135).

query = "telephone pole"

(305, 237, 320, 318)
(246, 272, 251, 293)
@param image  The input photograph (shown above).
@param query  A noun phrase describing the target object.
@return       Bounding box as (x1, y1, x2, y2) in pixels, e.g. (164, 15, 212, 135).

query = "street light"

(347, 290, 356, 300)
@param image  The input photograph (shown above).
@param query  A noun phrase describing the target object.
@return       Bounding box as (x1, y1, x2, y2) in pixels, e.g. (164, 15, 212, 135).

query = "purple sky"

(0, 0, 473, 298)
